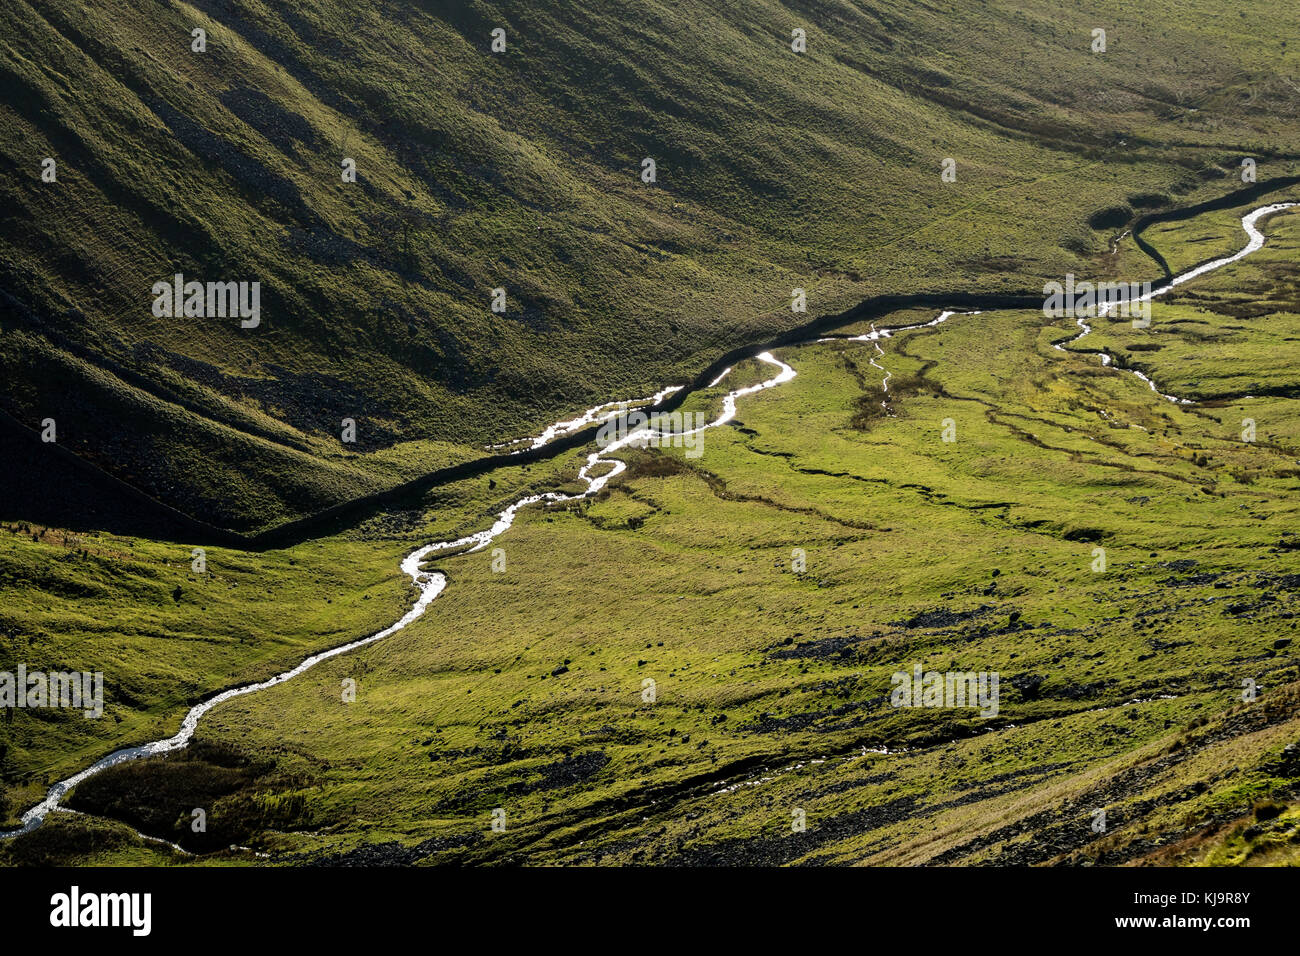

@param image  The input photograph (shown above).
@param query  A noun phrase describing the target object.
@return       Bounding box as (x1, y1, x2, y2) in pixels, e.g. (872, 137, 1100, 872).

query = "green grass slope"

(6, 200, 1297, 865)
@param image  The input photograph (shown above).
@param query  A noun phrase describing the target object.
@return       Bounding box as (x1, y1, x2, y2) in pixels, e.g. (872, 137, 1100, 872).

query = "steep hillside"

(3, 0, 1299, 532)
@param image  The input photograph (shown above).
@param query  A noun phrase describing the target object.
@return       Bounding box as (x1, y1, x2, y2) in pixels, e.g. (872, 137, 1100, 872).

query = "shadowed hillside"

(3, 0, 1299, 532)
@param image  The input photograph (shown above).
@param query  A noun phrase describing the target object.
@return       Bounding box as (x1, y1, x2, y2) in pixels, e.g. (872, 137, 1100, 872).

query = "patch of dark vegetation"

(0, 813, 137, 866)
(65, 740, 313, 853)
(747, 696, 887, 734)
(1008, 673, 1047, 701)
(769, 635, 865, 660)
(896, 605, 995, 630)
(1055, 679, 1115, 700)
(505, 750, 610, 795)
(355, 508, 429, 538)
(1254, 800, 1286, 822)
(1127, 192, 1172, 209)
(1160, 571, 1222, 586)
(1223, 600, 1265, 618)
(1088, 204, 1134, 230)
(849, 369, 927, 428)
(1062, 527, 1109, 543)
(625, 451, 692, 480)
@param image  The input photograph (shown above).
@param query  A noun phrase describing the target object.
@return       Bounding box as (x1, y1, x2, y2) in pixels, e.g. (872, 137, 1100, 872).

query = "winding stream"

(1054, 202, 1296, 403)
(2, 201, 1293, 841)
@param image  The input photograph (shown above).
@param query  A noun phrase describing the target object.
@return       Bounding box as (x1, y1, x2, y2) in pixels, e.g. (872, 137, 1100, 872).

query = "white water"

(3, 202, 1290, 841)
(1055, 202, 1296, 404)
(0, 354, 795, 838)
(485, 386, 684, 453)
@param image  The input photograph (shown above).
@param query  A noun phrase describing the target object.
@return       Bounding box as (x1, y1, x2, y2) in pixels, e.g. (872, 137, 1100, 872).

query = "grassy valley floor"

(5, 198, 1298, 866)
